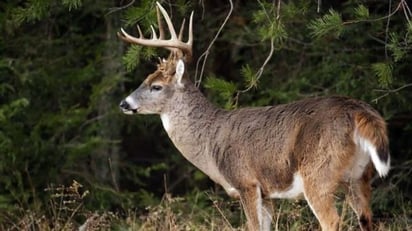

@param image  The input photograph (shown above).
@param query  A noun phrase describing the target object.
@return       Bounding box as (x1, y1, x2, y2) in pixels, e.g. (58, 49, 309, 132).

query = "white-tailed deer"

(118, 3, 390, 231)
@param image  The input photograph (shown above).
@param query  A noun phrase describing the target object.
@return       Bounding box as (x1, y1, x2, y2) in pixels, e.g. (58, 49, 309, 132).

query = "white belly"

(270, 173, 304, 199)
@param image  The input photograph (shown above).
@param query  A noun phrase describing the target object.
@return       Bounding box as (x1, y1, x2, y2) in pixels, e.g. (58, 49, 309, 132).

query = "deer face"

(119, 58, 186, 115)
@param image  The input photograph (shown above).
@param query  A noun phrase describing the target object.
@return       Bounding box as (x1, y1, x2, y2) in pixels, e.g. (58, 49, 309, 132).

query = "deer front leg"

(239, 184, 272, 231)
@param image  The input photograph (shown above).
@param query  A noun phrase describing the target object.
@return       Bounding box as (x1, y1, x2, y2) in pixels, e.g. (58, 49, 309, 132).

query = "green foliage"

(388, 33, 407, 62)
(259, 19, 288, 46)
(124, 1, 155, 27)
(10, 0, 50, 26)
(282, 1, 310, 18)
(0, 98, 29, 122)
(372, 62, 393, 88)
(123, 45, 142, 72)
(241, 64, 258, 89)
(407, 22, 412, 42)
(252, 2, 287, 46)
(204, 76, 237, 109)
(308, 9, 344, 39)
(62, 0, 82, 11)
(354, 4, 369, 19)
(1, 0, 134, 221)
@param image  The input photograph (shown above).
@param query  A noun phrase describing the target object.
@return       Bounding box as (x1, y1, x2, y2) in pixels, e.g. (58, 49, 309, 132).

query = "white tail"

(118, 3, 390, 231)
(355, 132, 390, 177)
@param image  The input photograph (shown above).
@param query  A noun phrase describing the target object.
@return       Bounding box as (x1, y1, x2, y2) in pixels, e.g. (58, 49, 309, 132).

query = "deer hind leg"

(262, 199, 274, 230)
(239, 184, 272, 231)
(303, 180, 340, 231)
(345, 165, 374, 231)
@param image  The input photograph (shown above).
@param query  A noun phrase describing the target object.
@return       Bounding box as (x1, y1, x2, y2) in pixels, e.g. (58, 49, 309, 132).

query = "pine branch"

(122, 45, 142, 71)
(308, 9, 343, 39)
(372, 62, 393, 88)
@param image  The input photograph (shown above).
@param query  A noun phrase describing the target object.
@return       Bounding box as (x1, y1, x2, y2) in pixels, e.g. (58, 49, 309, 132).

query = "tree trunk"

(90, 10, 122, 191)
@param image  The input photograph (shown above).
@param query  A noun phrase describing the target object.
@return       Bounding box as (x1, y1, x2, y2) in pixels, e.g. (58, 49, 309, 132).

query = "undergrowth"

(0, 180, 410, 230)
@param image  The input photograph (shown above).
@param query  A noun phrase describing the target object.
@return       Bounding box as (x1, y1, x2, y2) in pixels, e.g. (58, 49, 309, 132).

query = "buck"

(118, 3, 390, 231)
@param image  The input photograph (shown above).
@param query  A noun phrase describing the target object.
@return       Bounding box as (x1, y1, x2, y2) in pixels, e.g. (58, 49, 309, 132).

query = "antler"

(118, 2, 193, 62)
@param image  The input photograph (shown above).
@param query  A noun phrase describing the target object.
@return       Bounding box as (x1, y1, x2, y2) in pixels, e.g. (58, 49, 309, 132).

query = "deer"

(118, 2, 390, 231)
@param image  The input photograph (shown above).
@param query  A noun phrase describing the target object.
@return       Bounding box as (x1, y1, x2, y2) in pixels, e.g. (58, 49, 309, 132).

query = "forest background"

(1, 0, 411, 230)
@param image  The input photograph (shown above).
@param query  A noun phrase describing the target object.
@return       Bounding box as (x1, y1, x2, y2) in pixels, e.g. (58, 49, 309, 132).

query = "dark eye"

(150, 85, 163, 92)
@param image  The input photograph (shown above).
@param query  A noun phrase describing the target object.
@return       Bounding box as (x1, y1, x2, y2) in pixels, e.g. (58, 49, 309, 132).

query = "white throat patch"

(160, 114, 171, 132)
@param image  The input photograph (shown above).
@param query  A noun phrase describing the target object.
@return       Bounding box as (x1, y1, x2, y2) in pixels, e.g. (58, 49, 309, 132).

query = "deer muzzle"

(119, 98, 138, 114)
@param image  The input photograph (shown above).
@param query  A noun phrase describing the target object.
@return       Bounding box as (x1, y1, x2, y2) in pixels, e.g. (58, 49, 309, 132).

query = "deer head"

(118, 2, 193, 115)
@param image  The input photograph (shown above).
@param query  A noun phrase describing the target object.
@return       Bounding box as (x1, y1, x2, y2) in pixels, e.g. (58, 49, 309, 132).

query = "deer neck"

(160, 83, 223, 170)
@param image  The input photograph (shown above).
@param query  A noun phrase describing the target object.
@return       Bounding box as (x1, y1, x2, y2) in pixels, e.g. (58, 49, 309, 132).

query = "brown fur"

(144, 58, 177, 85)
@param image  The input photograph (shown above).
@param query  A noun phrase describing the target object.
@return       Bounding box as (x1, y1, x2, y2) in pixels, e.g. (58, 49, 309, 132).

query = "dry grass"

(2, 180, 113, 231)
(1, 181, 410, 231)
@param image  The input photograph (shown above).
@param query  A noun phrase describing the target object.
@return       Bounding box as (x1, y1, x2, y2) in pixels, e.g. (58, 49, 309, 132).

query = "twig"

(372, 83, 412, 103)
(401, 0, 412, 22)
(385, 0, 393, 59)
(276, 0, 281, 19)
(274, 204, 282, 231)
(108, 157, 120, 192)
(233, 0, 276, 106)
(342, 1, 403, 26)
(199, 0, 206, 20)
(106, 0, 136, 16)
(63, 202, 84, 230)
(317, 0, 322, 13)
(206, 192, 236, 231)
(195, 0, 234, 87)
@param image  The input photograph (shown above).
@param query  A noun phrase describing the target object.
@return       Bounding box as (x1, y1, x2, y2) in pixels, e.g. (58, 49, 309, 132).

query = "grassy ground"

(1, 180, 410, 231)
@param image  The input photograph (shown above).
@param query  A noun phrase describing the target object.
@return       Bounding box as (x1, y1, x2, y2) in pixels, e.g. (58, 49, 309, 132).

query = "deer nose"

(119, 100, 130, 110)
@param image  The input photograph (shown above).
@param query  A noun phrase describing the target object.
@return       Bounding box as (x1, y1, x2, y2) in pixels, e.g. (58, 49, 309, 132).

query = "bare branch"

(317, 0, 322, 13)
(195, 0, 234, 88)
(384, 0, 393, 59)
(106, 0, 135, 16)
(372, 83, 412, 103)
(233, 0, 277, 107)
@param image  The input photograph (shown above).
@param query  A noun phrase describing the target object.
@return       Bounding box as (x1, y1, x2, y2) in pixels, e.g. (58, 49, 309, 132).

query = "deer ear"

(175, 59, 185, 87)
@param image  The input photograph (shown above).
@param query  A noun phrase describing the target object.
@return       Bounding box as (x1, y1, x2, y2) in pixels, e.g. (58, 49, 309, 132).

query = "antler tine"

(156, 5, 165, 40)
(118, 28, 136, 44)
(178, 18, 186, 41)
(150, 25, 158, 39)
(155, 3, 178, 54)
(156, 2, 178, 40)
(188, 11, 194, 46)
(136, 25, 144, 38)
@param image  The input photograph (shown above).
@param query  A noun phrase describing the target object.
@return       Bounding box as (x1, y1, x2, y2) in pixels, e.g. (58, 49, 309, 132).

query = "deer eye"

(150, 85, 163, 92)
